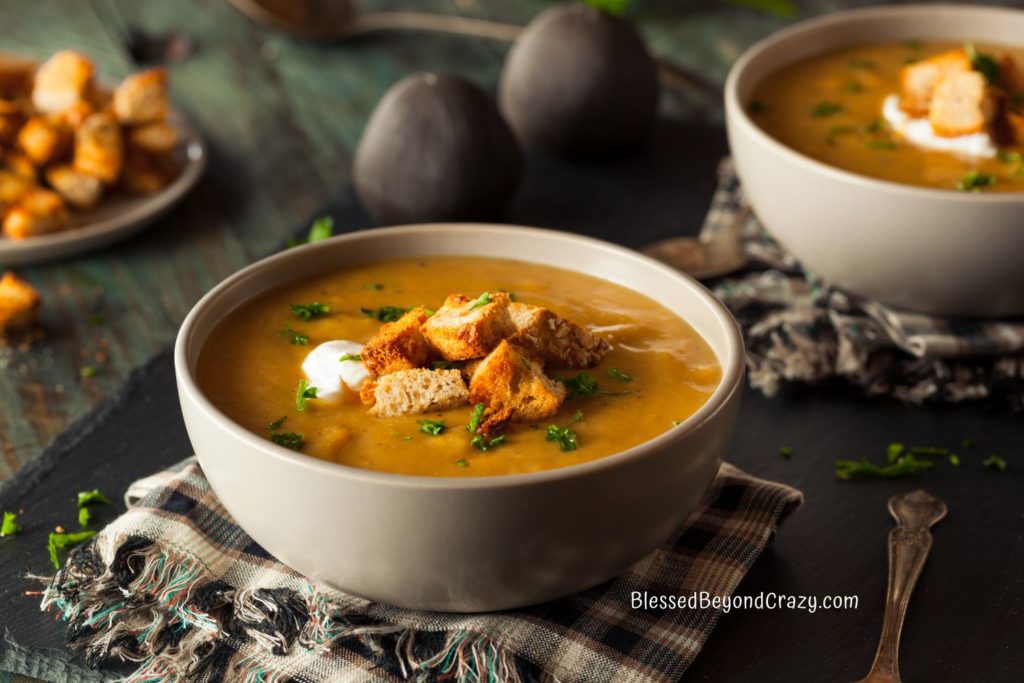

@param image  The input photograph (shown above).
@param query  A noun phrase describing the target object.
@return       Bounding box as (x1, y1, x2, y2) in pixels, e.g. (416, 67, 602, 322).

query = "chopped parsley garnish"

(77, 489, 112, 508)
(748, 100, 768, 114)
(361, 306, 411, 322)
(295, 379, 317, 412)
(467, 403, 486, 433)
(418, 419, 446, 436)
(1, 511, 21, 537)
(339, 353, 361, 362)
(48, 530, 98, 569)
(810, 101, 843, 118)
(826, 125, 857, 145)
(864, 118, 885, 134)
(558, 372, 600, 398)
(725, 0, 797, 20)
(279, 328, 309, 346)
(291, 302, 331, 321)
(965, 43, 1000, 84)
(500, 290, 518, 302)
(468, 291, 492, 310)
(288, 215, 334, 248)
(431, 360, 460, 370)
(998, 151, 1023, 164)
(983, 454, 1008, 472)
(78, 507, 93, 527)
(779, 446, 794, 460)
(364, 282, 384, 290)
(671, 419, 683, 427)
(266, 415, 287, 431)
(957, 171, 997, 192)
(546, 410, 583, 452)
(866, 139, 898, 150)
(949, 454, 961, 467)
(80, 366, 98, 378)
(835, 454, 935, 480)
(607, 368, 633, 382)
(844, 81, 863, 93)
(471, 434, 506, 451)
(271, 432, 304, 450)
(455, 459, 469, 468)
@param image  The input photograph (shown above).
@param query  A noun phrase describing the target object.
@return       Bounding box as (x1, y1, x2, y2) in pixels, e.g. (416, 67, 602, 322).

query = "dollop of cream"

(301, 340, 370, 399)
(882, 94, 996, 159)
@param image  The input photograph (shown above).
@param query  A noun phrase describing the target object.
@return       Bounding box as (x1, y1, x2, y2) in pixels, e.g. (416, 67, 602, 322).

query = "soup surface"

(750, 41, 1024, 192)
(197, 257, 721, 477)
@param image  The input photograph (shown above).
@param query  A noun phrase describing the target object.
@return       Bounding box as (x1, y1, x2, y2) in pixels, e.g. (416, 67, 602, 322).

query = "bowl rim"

(724, 3, 1024, 203)
(174, 223, 745, 491)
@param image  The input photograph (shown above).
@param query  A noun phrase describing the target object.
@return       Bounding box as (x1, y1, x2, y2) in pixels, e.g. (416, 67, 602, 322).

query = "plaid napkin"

(704, 159, 1024, 409)
(39, 457, 801, 683)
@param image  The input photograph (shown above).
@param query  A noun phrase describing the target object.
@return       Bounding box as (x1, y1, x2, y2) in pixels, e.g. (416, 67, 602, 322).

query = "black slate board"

(2, 119, 1023, 682)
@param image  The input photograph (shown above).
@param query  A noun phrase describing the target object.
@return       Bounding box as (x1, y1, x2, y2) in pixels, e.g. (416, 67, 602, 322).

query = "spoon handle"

(866, 491, 947, 680)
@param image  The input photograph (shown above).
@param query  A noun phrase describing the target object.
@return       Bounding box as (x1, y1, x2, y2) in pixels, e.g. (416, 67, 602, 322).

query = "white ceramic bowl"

(725, 4, 1024, 317)
(175, 225, 744, 612)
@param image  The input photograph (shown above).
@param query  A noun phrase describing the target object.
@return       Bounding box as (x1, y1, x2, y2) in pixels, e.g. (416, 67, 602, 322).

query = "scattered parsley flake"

(48, 530, 97, 569)
(671, 419, 683, 427)
(866, 139, 898, 150)
(779, 446, 794, 460)
(949, 454, 961, 467)
(1, 511, 20, 537)
(339, 353, 361, 362)
(998, 152, 1022, 165)
(266, 416, 287, 431)
(983, 454, 1008, 472)
(725, 0, 797, 19)
(78, 507, 93, 527)
(77, 489, 112, 508)
(810, 101, 843, 118)
(468, 292, 492, 310)
(364, 282, 384, 290)
(288, 216, 334, 248)
(279, 328, 309, 346)
(826, 125, 857, 145)
(558, 372, 600, 398)
(271, 432, 304, 451)
(360, 306, 411, 322)
(295, 379, 317, 412)
(844, 81, 863, 93)
(583, 0, 630, 16)
(431, 360, 460, 370)
(80, 366, 98, 378)
(957, 171, 997, 193)
(418, 419, 446, 436)
(835, 454, 934, 480)
(455, 459, 469, 468)
(471, 434, 506, 451)
(607, 368, 633, 382)
(546, 411, 583, 452)
(965, 43, 1000, 84)
(886, 443, 905, 463)
(467, 403, 486, 433)
(291, 302, 331, 321)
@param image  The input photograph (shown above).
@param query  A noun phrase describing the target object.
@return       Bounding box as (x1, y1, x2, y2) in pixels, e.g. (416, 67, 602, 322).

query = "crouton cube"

(368, 368, 469, 417)
(361, 307, 432, 377)
(900, 48, 972, 117)
(468, 340, 566, 428)
(508, 301, 611, 369)
(17, 116, 71, 165)
(32, 50, 95, 115)
(1004, 110, 1024, 145)
(0, 113, 23, 146)
(999, 54, 1024, 100)
(128, 121, 178, 154)
(113, 69, 169, 125)
(2, 189, 70, 239)
(119, 146, 178, 194)
(45, 165, 103, 209)
(0, 171, 33, 209)
(3, 153, 36, 182)
(929, 71, 996, 137)
(73, 112, 123, 184)
(0, 271, 41, 331)
(56, 101, 97, 130)
(421, 292, 514, 361)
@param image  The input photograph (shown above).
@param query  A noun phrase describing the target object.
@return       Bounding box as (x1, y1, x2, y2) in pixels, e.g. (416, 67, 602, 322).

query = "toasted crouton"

(45, 164, 103, 209)
(507, 302, 611, 369)
(119, 146, 177, 194)
(999, 54, 1024, 101)
(0, 272, 40, 331)
(368, 368, 469, 417)
(900, 49, 972, 116)
(929, 71, 996, 137)
(2, 189, 69, 239)
(73, 112, 123, 184)
(17, 115, 71, 165)
(32, 50, 95, 115)
(56, 101, 96, 129)
(0, 170, 32, 209)
(421, 292, 514, 361)
(468, 340, 566, 429)
(361, 307, 432, 377)
(128, 121, 178, 154)
(113, 69, 169, 125)
(1004, 110, 1024, 145)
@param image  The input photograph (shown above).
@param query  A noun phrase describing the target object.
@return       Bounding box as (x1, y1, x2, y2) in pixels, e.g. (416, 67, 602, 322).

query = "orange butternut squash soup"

(196, 257, 721, 477)
(749, 41, 1024, 192)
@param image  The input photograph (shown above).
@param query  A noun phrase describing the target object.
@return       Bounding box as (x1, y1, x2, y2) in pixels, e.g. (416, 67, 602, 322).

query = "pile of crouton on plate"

(900, 46, 1024, 141)
(359, 292, 611, 436)
(0, 270, 40, 333)
(0, 50, 180, 240)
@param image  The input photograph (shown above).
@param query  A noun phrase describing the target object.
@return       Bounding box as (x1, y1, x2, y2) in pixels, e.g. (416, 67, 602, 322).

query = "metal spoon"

(225, 0, 720, 97)
(641, 205, 751, 280)
(851, 490, 947, 683)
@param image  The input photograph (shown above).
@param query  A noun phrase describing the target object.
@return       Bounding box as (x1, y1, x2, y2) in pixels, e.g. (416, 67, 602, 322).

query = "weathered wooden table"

(2, 2, 1023, 683)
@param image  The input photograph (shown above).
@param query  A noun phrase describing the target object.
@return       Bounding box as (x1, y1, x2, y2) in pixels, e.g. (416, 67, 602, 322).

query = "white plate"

(0, 109, 207, 266)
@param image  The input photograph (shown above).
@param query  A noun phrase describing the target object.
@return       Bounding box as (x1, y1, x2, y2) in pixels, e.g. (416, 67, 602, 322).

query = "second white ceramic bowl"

(175, 225, 744, 611)
(726, 4, 1024, 317)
